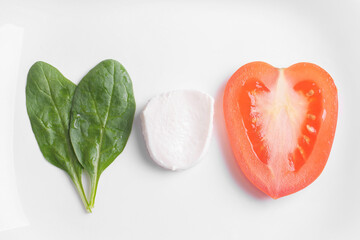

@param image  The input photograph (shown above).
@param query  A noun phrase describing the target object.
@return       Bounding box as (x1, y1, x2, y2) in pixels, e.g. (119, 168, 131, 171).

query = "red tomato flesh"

(223, 62, 338, 199)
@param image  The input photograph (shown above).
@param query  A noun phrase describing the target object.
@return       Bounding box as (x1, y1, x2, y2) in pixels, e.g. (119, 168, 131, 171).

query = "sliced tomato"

(223, 62, 338, 199)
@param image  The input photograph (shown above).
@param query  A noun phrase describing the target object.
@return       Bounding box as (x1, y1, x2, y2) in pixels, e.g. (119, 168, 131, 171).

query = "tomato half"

(223, 62, 338, 199)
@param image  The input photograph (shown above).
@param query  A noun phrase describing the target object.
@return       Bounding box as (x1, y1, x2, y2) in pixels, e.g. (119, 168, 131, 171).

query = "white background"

(1, 0, 360, 239)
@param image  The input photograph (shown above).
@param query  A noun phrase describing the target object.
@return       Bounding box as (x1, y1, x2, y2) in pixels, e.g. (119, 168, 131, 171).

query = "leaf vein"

(95, 62, 115, 174)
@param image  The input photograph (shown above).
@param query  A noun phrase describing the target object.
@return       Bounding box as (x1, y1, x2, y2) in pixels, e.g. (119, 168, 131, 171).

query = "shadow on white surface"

(0, 23, 29, 233)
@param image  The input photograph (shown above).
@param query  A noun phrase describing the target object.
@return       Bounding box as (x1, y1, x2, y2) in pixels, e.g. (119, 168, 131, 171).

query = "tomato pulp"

(223, 62, 338, 198)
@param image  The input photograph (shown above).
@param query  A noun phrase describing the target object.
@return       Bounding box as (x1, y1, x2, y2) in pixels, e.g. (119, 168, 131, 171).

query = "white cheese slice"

(141, 90, 214, 171)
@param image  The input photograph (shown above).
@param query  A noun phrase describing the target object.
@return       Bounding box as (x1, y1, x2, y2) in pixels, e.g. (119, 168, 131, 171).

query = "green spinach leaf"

(26, 62, 91, 212)
(70, 59, 135, 208)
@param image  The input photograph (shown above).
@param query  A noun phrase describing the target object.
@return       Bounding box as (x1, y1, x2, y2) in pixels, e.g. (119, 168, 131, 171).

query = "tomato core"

(239, 71, 323, 174)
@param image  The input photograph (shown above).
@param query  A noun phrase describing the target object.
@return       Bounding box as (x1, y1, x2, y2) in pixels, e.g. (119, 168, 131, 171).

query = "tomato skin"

(223, 62, 338, 199)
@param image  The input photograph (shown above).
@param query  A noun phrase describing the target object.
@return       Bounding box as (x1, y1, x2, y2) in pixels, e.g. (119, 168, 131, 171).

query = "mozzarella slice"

(141, 90, 214, 171)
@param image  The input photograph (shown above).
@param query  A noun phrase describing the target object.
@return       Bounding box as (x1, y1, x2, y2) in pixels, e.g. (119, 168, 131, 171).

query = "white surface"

(141, 90, 214, 170)
(0, 24, 28, 231)
(1, 0, 359, 239)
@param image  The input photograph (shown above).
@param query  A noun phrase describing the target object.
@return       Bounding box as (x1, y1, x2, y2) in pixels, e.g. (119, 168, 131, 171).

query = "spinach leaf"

(26, 62, 91, 212)
(70, 59, 135, 208)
